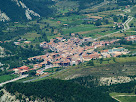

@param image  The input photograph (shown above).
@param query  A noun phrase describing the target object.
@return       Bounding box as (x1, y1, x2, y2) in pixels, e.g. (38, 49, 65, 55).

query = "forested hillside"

(0, 0, 55, 21)
(5, 79, 117, 102)
(21, 0, 55, 17)
(70, 76, 136, 94)
(0, 0, 26, 21)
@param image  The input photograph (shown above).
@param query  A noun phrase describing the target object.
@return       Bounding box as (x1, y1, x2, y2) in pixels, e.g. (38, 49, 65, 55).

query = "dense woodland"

(5, 79, 117, 102)
(4, 76, 136, 102)
(70, 76, 136, 94)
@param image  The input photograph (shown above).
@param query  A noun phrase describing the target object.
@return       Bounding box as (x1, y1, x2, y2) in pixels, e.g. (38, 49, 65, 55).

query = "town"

(12, 35, 132, 76)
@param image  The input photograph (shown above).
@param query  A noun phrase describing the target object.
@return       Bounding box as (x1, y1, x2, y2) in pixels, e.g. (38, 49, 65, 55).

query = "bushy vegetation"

(109, 81, 136, 93)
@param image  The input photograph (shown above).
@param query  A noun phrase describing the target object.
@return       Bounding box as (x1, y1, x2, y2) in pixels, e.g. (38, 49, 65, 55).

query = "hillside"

(0, 0, 54, 21)
(4, 79, 117, 102)
(0, 0, 105, 22)
(0, 0, 136, 22)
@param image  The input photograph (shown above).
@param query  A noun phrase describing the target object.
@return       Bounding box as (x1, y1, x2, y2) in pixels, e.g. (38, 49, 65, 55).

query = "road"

(94, 16, 134, 41)
(111, 96, 121, 102)
(123, 16, 134, 31)
(0, 74, 28, 86)
(23, 67, 69, 83)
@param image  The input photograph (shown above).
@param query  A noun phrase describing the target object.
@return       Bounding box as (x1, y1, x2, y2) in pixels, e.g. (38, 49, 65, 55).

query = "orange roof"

(19, 66, 29, 70)
(53, 61, 61, 64)
(36, 73, 40, 76)
(56, 37, 63, 40)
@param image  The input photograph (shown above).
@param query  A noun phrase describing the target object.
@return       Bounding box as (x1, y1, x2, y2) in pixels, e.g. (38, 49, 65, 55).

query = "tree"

(99, 58, 103, 64)
(95, 19, 102, 26)
(113, 57, 116, 62)
(30, 45, 33, 49)
(113, 16, 118, 22)
(104, 19, 109, 24)
(28, 70, 36, 76)
(87, 59, 94, 66)
(130, 23, 134, 27)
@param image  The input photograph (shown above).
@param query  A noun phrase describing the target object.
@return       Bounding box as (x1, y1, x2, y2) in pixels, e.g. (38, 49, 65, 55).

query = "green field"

(117, 96, 136, 102)
(110, 92, 136, 102)
(62, 24, 97, 34)
(21, 32, 41, 41)
(0, 74, 18, 83)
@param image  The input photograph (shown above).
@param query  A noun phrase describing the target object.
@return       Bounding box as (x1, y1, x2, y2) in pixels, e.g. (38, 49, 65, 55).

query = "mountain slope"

(0, 0, 55, 21)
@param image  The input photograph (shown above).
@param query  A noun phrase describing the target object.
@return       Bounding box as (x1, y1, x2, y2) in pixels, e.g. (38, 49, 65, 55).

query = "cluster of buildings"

(14, 41, 31, 45)
(113, 22, 124, 29)
(12, 66, 31, 74)
(11, 36, 130, 76)
(27, 37, 128, 70)
(14, 38, 31, 45)
(125, 35, 136, 42)
(101, 47, 129, 58)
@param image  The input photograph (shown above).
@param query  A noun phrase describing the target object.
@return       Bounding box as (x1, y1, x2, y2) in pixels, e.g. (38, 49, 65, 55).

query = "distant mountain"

(0, 0, 55, 22)
(0, 0, 135, 22)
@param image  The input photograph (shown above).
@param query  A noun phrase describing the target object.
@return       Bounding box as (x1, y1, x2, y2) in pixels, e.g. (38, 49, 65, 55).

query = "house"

(60, 59, 70, 66)
(13, 66, 30, 74)
(52, 61, 60, 67)
(40, 42, 47, 47)
(70, 59, 81, 66)
(39, 62, 46, 67)
(36, 70, 44, 75)
(19, 66, 29, 70)
(56, 37, 63, 41)
(33, 64, 40, 69)
(24, 41, 31, 44)
(14, 42, 20, 45)
(57, 21, 61, 24)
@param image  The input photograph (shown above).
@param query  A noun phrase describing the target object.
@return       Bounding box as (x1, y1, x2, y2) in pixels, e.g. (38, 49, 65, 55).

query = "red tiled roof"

(19, 66, 29, 70)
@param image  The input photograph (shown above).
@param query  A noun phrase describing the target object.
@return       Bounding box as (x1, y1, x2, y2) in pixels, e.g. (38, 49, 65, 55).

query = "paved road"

(23, 67, 68, 83)
(0, 74, 28, 86)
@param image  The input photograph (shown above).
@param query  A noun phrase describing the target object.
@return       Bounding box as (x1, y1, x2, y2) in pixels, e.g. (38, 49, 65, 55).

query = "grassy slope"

(0, 74, 18, 83)
(110, 92, 136, 102)
(29, 56, 136, 82)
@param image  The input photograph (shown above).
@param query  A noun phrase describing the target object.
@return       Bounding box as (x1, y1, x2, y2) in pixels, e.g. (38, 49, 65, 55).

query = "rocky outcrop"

(0, 10, 10, 22)
(100, 76, 136, 86)
(13, 0, 40, 20)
